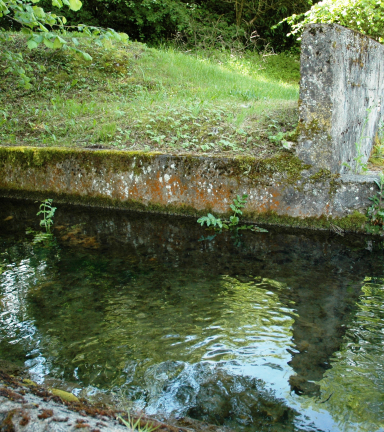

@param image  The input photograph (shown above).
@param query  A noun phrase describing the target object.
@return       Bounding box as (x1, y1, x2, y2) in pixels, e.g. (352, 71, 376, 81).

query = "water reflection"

(318, 278, 384, 432)
(1, 199, 384, 431)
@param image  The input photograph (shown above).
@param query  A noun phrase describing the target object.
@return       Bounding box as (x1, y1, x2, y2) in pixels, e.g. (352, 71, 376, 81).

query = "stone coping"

(0, 146, 380, 233)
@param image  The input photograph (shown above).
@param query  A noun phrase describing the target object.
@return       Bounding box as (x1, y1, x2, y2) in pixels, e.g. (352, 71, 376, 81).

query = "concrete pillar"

(297, 23, 384, 174)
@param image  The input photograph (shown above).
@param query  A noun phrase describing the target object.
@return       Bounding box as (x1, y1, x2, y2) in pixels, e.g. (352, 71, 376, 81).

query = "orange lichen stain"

(38, 409, 54, 419)
(189, 174, 232, 212)
(75, 419, 91, 428)
(250, 188, 282, 213)
(0, 387, 25, 402)
(19, 410, 30, 426)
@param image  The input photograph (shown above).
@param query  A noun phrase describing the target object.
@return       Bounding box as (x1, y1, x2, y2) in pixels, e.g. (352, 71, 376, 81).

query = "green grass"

(0, 33, 300, 157)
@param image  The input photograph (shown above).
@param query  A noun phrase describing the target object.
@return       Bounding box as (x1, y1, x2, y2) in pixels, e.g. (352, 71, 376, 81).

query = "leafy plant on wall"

(197, 194, 268, 234)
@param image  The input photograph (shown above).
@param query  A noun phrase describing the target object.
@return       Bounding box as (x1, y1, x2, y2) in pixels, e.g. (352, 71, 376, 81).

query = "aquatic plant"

(37, 199, 57, 234)
(118, 412, 158, 432)
(367, 172, 384, 233)
(197, 194, 267, 233)
(26, 198, 57, 244)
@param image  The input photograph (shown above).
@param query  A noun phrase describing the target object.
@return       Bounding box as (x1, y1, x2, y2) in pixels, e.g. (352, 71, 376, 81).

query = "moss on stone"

(0, 146, 161, 176)
(49, 388, 79, 403)
(230, 153, 311, 186)
(336, 210, 368, 231)
(0, 146, 375, 235)
(243, 209, 368, 233)
(309, 168, 333, 182)
(308, 168, 340, 195)
(297, 116, 333, 141)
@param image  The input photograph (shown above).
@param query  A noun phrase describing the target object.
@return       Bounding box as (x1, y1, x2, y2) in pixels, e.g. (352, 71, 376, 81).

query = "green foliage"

(25, 199, 56, 243)
(26, 0, 310, 51)
(0, 0, 128, 88)
(367, 173, 384, 232)
(197, 194, 268, 233)
(342, 108, 373, 174)
(342, 141, 369, 174)
(279, 0, 384, 42)
(118, 413, 158, 432)
(197, 213, 224, 229)
(37, 198, 56, 233)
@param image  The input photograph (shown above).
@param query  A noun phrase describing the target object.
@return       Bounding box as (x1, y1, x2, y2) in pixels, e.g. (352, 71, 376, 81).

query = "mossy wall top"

(0, 146, 377, 231)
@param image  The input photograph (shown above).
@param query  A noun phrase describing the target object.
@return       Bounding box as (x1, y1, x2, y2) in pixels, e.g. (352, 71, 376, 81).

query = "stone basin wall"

(0, 147, 377, 232)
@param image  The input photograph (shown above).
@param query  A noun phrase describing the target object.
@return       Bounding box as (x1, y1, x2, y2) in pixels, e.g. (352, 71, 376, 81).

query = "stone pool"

(1, 198, 383, 432)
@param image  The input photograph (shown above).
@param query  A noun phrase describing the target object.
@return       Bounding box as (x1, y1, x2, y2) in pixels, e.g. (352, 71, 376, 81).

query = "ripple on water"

(1, 201, 384, 432)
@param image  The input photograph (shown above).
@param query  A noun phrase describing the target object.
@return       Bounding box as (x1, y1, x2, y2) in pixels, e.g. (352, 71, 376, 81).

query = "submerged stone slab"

(0, 147, 379, 231)
(298, 23, 384, 174)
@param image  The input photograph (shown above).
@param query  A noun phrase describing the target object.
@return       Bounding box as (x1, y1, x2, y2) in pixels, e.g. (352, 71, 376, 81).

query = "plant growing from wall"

(197, 194, 268, 233)
(341, 108, 373, 174)
(367, 172, 384, 233)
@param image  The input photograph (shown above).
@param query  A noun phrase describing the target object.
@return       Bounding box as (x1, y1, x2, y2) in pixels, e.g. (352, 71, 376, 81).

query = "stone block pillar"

(297, 23, 384, 174)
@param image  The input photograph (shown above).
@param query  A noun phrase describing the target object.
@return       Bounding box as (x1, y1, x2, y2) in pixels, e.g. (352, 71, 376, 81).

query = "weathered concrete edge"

(0, 146, 380, 233)
(297, 23, 384, 174)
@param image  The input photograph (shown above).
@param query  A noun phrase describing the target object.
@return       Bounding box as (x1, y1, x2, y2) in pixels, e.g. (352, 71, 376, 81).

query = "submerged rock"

(0, 369, 233, 432)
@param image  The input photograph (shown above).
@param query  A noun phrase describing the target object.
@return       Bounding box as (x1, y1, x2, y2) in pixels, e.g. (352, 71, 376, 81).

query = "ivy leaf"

(81, 51, 92, 61)
(43, 37, 54, 48)
(39, 22, 49, 32)
(32, 6, 45, 18)
(27, 39, 38, 49)
(53, 36, 63, 48)
(68, 0, 82, 11)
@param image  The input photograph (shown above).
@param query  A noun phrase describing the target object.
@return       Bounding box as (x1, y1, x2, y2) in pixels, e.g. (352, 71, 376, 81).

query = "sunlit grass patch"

(0, 33, 300, 157)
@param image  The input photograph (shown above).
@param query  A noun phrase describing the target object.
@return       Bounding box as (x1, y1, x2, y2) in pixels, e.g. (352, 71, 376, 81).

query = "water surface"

(1, 198, 384, 431)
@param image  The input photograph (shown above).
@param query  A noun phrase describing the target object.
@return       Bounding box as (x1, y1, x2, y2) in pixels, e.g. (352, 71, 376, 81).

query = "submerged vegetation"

(26, 198, 57, 244)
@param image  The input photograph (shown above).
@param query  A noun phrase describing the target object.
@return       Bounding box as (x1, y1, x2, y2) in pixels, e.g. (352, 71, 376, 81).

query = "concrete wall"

(0, 147, 378, 231)
(297, 23, 384, 174)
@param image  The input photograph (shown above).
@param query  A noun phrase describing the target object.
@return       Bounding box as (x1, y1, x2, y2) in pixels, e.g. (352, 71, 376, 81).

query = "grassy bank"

(1, 33, 300, 157)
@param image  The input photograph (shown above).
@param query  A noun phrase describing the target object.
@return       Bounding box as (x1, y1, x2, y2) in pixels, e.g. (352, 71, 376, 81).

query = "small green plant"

(118, 412, 158, 432)
(37, 199, 57, 234)
(342, 109, 373, 174)
(342, 140, 369, 174)
(197, 194, 268, 233)
(26, 199, 57, 244)
(367, 172, 384, 230)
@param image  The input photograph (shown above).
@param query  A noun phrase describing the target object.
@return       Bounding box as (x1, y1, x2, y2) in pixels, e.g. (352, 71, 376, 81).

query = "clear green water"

(1, 199, 384, 432)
